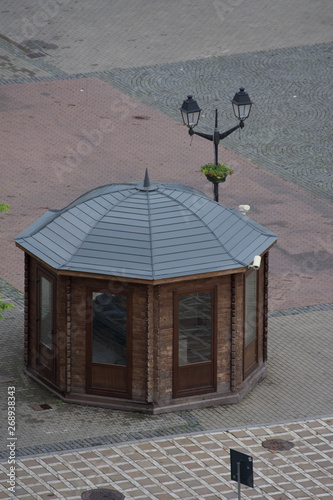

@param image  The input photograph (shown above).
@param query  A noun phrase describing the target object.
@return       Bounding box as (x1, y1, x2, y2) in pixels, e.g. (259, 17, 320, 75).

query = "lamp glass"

(184, 111, 200, 127)
(233, 103, 251, 120)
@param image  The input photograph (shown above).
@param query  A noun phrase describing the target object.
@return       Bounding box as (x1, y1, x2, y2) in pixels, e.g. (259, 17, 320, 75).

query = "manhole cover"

(262, 439, 294, 451)
(81, 489, 125, 500)
(31, 404, 52, 411)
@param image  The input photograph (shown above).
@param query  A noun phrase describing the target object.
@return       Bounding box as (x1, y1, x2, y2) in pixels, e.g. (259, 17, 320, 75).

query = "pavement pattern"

(0, 1, 333, 204)
(1, 418, 333, 499)
(0, 1, 332, 499)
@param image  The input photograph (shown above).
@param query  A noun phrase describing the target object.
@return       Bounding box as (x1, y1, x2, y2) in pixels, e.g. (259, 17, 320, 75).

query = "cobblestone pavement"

(0, 45, 51, 81)
(1, 418, 333, 499)
(0, 1, 332, 203)
(95, 43, 333, 204)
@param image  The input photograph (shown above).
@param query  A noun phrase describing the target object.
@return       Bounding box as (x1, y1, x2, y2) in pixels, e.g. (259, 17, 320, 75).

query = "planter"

(199, 163, 234, 184)
(205, 175, 227, 183)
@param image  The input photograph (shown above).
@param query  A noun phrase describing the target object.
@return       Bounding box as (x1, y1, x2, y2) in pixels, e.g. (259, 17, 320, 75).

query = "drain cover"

(31, 404, 52, 411)
(81, 489, 124, 500)
(262, 439, 294, 451)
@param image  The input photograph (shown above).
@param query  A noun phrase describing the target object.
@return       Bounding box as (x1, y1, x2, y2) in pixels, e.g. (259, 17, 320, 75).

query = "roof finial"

(144, 168, 150, 188)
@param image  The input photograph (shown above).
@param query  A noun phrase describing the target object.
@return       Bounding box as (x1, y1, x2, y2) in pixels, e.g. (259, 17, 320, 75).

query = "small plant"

(0, 203, 10, 213)
(199, 163, 234, 183)
(0, 297, 12, 320)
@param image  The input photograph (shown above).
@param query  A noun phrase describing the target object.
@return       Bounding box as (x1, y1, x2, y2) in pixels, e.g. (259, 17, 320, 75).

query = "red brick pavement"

(1, 78, 332, 310)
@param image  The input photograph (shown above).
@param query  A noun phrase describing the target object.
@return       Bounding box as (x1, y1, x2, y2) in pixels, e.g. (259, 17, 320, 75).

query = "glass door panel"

(92, 293, 127, 365)
(174, 290, 216, 398)
(178, 291, 212, 365)
(88, 292, 131, 398)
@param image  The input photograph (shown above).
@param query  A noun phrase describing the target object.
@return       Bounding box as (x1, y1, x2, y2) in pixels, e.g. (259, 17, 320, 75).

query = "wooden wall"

(25, 254, 269, 410)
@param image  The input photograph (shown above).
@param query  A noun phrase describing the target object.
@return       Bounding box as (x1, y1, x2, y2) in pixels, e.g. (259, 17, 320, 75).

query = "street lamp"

(180, 88, 252, 202)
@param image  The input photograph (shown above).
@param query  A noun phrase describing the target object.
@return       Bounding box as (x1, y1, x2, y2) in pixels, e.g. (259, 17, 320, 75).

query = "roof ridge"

(145, 189, 155, 280)
(228, 207, 278, 237)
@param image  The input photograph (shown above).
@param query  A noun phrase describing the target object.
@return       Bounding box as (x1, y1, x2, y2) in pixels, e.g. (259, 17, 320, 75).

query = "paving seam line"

(1, 414, 332, 462)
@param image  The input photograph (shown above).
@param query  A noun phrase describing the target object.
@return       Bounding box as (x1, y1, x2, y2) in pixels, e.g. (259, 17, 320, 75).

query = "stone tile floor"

(1, 418, 332, 499)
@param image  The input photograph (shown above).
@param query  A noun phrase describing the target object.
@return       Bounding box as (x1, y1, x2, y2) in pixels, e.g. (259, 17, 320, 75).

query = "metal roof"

(15, 176, 278, 280)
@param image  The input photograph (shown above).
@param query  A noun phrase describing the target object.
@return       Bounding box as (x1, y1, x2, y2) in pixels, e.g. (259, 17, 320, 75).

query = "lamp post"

(180, 88, 253, 202)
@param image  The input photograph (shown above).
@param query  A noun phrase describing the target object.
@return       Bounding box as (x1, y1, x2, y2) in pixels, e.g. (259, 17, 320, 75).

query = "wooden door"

(87, 291, 131, 398)
(174, 289, 216, 398)
(36, 271, 56, 383)
(244, 270, 258, 377)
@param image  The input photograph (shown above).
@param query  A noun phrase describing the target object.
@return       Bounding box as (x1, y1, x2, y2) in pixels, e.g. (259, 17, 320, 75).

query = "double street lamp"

(180, 88, 253, 202)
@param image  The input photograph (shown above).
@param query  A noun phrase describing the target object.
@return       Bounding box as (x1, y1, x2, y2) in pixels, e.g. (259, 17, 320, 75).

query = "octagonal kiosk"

(15, 175, 278, 413)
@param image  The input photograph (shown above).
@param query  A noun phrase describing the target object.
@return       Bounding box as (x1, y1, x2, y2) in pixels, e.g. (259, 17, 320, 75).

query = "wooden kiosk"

(15, 176, 277, 413)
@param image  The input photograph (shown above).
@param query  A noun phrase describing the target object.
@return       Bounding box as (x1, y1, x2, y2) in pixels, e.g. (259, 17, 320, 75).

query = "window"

(39, 276, 53, 349)
(36, 269, 56, 383)
(244, 271, 257, 348)
(178, 291, 212, 365)
(244, 270, 258, 377)
(92, 293, 127, 366)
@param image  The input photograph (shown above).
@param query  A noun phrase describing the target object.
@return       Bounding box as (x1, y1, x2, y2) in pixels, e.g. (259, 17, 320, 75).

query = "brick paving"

(0, 1, 332, 498)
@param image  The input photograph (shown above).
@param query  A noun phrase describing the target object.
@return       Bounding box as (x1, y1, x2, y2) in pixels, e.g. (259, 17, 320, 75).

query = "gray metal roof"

(15, 177, 278, 280)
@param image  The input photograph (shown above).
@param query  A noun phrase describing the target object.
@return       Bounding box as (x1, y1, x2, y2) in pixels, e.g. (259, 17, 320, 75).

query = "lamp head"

(179, 95, 201, 128)
(231, 87, 253, 121)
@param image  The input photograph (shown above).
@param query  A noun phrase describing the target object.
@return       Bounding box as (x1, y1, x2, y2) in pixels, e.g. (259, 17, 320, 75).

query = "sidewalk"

(0, 288, 332, 458)
(1, 417, 333, 499)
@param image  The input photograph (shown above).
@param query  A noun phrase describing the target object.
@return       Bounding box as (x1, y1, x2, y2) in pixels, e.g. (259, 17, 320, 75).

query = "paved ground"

(1, 418, 333, 499)
(0, 291, 333, 461)
(0, 1, 332, 499)
(0, 77, 332, 310)
(0, 1, 333, 204)
(0, 2, 332, 309)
